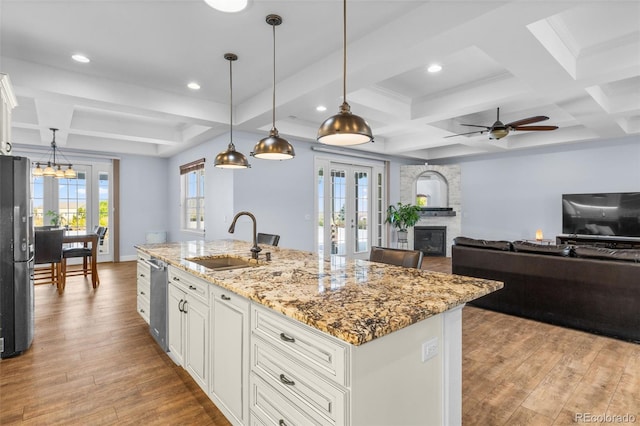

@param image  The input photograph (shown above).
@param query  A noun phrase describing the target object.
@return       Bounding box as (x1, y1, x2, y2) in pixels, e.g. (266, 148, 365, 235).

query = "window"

(180, 158, 205, 232)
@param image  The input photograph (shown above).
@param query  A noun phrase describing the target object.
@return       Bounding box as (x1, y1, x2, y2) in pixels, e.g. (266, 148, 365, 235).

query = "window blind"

(179, 158, 205, 175)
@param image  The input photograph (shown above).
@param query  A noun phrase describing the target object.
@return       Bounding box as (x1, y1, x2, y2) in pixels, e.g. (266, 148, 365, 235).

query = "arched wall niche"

(416, 171, 449, 208)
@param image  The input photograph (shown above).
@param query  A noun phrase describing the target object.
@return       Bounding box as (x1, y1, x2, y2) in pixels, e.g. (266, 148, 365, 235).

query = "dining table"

(63, 231, 100, 288)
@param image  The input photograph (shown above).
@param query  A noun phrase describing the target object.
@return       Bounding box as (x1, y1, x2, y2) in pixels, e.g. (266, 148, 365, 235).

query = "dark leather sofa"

(451, 237, 640, 342)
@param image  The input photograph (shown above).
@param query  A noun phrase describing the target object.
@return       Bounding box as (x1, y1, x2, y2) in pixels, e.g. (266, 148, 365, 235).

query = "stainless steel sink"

(185, 255, 256, 271)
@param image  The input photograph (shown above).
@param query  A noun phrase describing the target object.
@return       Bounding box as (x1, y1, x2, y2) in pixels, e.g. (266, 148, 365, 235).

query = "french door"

(32, 162, 113, 262)
(316, 159, 385, 260)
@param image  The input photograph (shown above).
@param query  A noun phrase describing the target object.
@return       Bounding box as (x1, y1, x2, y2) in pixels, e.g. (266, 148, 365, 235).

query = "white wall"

(438, 136, 640, 241)
(119, 154, 169, 258)
(231, 132, 317, 252)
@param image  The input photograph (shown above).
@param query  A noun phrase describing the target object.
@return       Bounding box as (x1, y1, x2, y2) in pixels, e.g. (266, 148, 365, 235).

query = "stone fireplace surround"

(400, 165, 461, 257)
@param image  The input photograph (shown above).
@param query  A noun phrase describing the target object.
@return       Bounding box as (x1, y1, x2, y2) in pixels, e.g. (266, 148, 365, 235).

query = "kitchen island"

(136, 240, 502, 426)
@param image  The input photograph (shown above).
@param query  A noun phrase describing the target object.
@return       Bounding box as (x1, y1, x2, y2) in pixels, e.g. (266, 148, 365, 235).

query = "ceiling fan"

(445, 107, 558, 140)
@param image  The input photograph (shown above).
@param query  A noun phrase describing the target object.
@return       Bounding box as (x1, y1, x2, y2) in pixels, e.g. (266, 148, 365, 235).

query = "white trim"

(442, 304, 464, 426)
(0, 73, 18, 108)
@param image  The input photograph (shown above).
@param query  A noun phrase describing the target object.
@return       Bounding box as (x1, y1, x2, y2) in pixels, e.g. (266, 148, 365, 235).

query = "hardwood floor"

(1, 260, 638, 425)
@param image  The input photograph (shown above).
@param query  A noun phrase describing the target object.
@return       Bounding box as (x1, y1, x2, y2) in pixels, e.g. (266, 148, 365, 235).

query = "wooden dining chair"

(257, 232, 280, 246)
(34, 228, 65, 293)
(62, 229, 102, 284)
(369, 246, 424, 269)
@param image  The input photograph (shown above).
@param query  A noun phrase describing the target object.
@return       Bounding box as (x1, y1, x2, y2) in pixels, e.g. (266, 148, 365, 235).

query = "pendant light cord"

(272, 22, 277, 130)
(342, 0, 347, 105)
(229, 57, 234, 148)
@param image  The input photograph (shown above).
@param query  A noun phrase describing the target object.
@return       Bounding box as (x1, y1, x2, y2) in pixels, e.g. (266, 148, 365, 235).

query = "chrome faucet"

(228, 211, 261, 259)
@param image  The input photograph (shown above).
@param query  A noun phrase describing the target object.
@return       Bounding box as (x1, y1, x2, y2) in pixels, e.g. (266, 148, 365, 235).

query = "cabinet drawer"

(252, 305, 349, 386)
(252, 336, 347, 425)
(250, 372, 328, 426)
(137, 275, 150, 298)
(137, 261, 151, 281)
(168, 266, 209, 305)
(137, 250, 151, 262)
(137, 296, 150, 324)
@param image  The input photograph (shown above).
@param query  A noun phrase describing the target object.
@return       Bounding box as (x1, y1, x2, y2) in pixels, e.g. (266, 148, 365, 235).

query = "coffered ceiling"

(1, 0, 639, 160)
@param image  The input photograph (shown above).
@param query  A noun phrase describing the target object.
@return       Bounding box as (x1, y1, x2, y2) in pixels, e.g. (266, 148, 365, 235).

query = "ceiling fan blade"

(444, 130, 485, 138)
(506, 116, 549, 127)
(512, 125, 558, 131)
(460, 124, 491, 129)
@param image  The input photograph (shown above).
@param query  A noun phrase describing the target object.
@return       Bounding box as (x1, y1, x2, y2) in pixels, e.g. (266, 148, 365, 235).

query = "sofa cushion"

(573, 246, 640, 263)
(512, 241, 572, 256)
(453, 236, 512, 251)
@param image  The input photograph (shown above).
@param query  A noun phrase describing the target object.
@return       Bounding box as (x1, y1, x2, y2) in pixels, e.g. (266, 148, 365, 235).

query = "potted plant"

(45, 210, 66, 228)
(385, 202, 421, 241)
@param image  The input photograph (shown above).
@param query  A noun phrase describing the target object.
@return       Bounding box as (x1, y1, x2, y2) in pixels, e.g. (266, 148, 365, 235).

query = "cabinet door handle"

(140, 291, 145, 295)
(139, 273, 145, 278)
(173, 276, 180, 281)
(178, 299, 184, 312)
(221, 294, 231, 301)
(279, 374, 295, 386)
(279, 333, 295, 343)
(182, 300, 188, 313)
(188, 285, 197, 291)
(278, 420, 287, 426)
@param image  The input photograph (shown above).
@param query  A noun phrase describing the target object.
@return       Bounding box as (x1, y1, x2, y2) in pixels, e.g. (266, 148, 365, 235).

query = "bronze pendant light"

(252, 14, 295, 160)
(214, 53, 251, 169)
(317, 0, 373, 146)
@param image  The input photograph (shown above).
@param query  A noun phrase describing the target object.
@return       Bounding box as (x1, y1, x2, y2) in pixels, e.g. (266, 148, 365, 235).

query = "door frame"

(314, 156, 386, 260)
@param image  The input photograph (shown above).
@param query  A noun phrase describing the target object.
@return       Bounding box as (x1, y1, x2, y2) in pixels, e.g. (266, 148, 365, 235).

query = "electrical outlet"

(421, 337, 438, 362)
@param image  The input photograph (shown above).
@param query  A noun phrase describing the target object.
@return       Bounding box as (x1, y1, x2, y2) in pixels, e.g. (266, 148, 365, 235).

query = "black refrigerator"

(0, 155, 34, 359)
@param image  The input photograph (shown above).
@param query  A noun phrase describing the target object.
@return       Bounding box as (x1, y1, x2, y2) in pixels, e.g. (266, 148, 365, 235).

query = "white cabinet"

(250, 304, 349, 426)
(210, 285, 250, 426)
(0, 73, 17, 155)
(167, 266, 209, 393)
(136, 250, 151, 324)
(167, 282, 185, 365)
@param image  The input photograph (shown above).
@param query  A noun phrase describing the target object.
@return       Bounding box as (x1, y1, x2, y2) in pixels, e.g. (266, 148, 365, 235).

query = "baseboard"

(120, 254, 137, 262)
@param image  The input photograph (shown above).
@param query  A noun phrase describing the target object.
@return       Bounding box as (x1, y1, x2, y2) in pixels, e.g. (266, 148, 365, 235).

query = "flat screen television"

(562, 192, 640, 237)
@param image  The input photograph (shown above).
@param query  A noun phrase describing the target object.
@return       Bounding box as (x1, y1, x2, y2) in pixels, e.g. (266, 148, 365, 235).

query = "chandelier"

(32, 128, 77, 179)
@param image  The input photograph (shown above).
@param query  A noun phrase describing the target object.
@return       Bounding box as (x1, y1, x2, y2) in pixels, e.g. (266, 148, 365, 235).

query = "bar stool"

(369, 246, 424, 269)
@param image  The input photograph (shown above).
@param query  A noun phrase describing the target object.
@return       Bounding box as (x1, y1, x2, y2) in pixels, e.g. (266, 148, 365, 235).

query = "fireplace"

(414, 226, 446, 257)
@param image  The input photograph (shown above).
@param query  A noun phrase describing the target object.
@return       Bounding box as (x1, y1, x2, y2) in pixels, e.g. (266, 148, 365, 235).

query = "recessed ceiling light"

(187, 82, 201, 90)
(316, 105, 327, 112)
(72, 54, 90, 63)
(203, 0, 248, 13)
(427, 64, 442, 73)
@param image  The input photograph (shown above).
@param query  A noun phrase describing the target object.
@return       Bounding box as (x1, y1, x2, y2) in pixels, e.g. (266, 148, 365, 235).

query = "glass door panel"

(354, 170, 369, 255)
(98, 171, 110, 256)
(330, 168, 347, 256)
(58, 170, 87, 232)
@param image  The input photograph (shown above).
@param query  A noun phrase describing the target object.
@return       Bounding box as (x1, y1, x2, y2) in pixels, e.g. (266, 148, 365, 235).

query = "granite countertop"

(136, 240, 503, 346)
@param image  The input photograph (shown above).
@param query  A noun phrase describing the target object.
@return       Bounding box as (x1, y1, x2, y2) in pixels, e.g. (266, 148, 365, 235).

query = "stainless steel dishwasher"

(146, 258, 168, 351)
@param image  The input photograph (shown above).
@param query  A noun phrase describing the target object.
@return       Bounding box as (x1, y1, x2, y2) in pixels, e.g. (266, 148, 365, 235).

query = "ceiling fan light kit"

(317, 0, 373, 146)
(446, 107, 558, 140)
